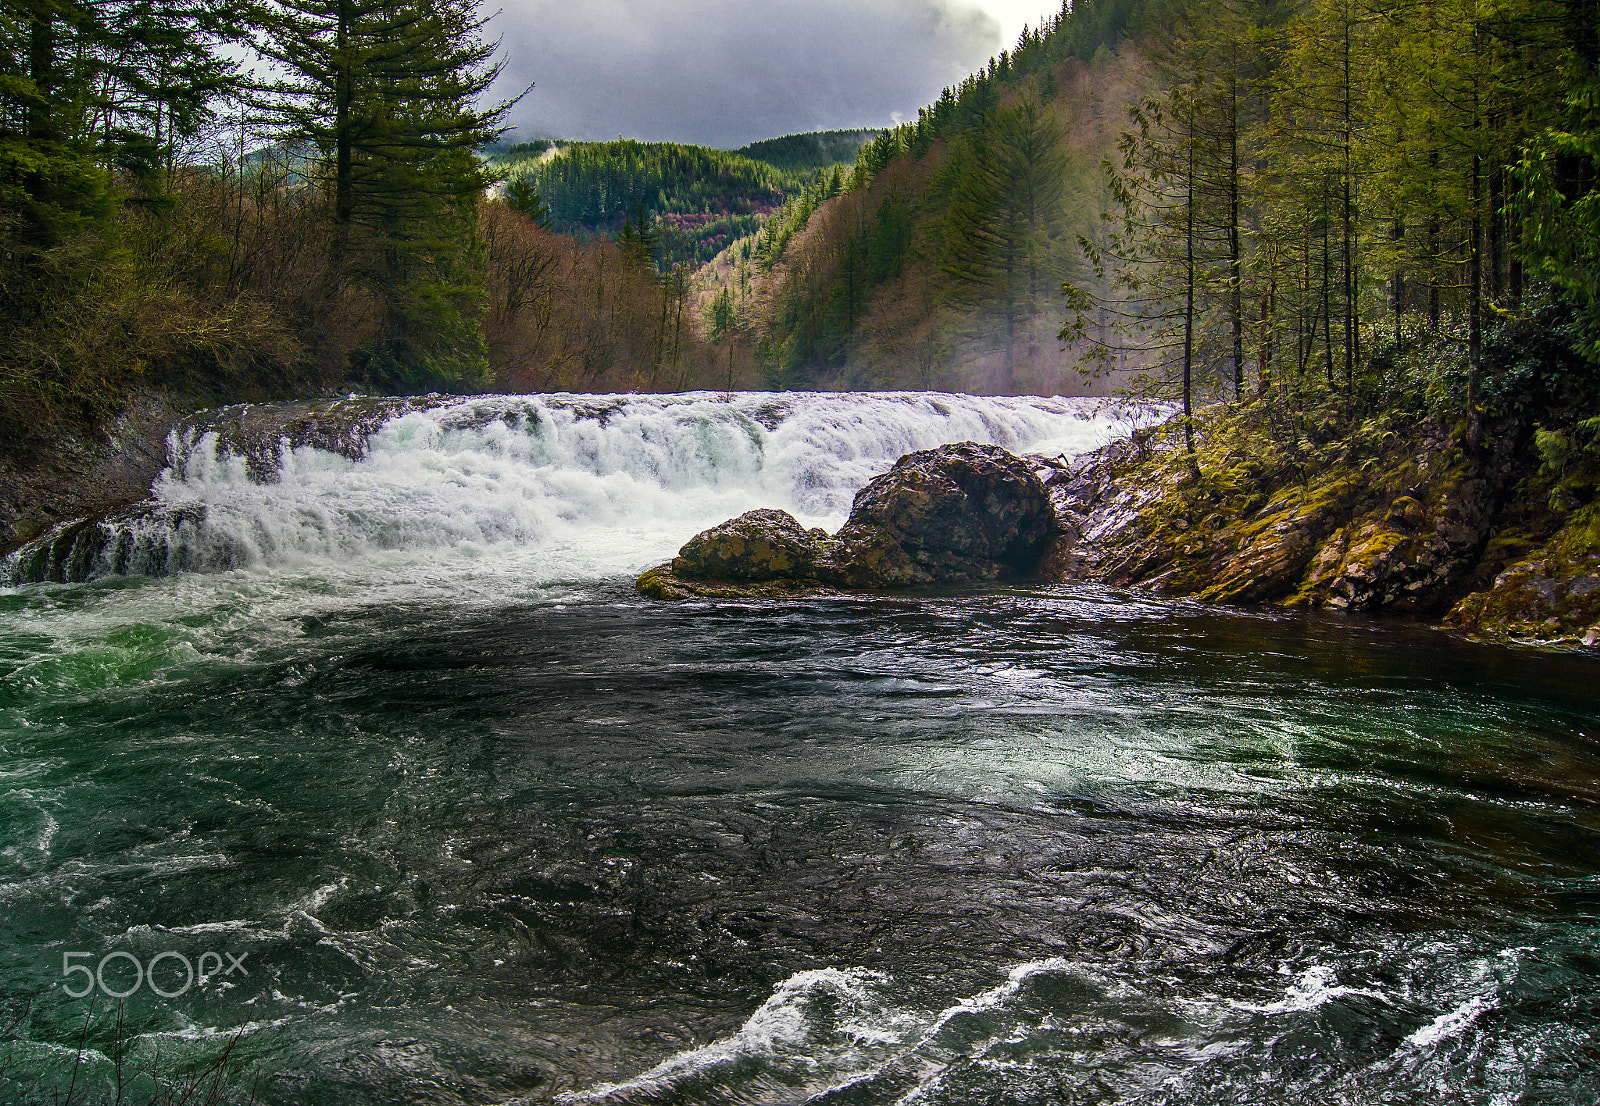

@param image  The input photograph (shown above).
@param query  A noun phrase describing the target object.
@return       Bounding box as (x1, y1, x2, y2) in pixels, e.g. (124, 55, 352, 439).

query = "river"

(1, 391, 1597, 1104)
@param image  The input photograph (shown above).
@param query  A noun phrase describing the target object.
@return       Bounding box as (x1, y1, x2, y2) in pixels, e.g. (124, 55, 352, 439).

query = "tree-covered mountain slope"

(734, 130, 882, 173)
(711, 1, 1156, 396)
(736, 0, 1600, 424)
(488, 132, 874, 269)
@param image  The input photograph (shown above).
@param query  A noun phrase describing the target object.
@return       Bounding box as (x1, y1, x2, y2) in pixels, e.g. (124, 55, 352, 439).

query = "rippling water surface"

(2, 393, 1598, 1104)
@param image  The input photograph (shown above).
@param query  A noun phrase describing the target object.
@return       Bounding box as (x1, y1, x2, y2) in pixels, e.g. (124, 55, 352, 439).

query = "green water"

(2, 578, 1598, 1104)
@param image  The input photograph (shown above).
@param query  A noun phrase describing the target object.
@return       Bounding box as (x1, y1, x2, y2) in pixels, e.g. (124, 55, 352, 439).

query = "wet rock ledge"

(638, 422, 1600, 647)
(637, 442, 1057, 598)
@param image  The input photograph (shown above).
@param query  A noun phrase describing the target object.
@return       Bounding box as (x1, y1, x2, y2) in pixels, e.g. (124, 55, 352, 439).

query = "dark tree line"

(1, 0, 521, 451)
(1062, 0, 1598, 458)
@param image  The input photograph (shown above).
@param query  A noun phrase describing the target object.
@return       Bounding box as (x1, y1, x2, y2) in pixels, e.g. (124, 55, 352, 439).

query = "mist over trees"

(735, 0, 1598, 425)
(744, 14, 1149, 394)
(1045, 0, 1593, 459)
(733, 129, 882, 173)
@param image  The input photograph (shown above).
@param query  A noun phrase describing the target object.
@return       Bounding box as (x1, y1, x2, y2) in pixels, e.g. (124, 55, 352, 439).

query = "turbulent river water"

(2, 391, 1599, 1105)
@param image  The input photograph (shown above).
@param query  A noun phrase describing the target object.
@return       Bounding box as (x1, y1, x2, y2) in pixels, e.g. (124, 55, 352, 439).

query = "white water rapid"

(34, 391, 1136, 592)
(1, 391, 1137, 694)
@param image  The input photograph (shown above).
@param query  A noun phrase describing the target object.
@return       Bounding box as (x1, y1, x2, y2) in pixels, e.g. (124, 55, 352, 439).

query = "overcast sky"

(486, 0, 1062, 149)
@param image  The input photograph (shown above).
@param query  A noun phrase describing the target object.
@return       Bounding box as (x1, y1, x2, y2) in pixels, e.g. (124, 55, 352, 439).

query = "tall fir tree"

(941, 95, 1065, 390)
(253, 0, 523, 386)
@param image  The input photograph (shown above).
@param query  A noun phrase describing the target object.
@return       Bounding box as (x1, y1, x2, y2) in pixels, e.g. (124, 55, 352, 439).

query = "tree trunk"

(1341, 13, 1356, 392)
(1488, 160, 1504, 301)
(1322, 201, 1335, 388)
(27, 8, 54, 144)
(1428, 150, 1441, 329)
(1183, 139, 1199, 471)
(1509, 195, 1524, 304)
(1228, 75, 1244, 402)
(1468, 151, 1483, 451)
(1392, 216, 1404, 346)
(332, 0, 353, 277)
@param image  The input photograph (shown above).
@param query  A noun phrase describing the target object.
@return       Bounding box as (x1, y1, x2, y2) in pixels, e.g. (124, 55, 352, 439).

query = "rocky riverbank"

(1035, 408, 1600, 645)
(0, 391, 189, 556)
(641, 408, 1600, 647)
(0, 392, 456, 581)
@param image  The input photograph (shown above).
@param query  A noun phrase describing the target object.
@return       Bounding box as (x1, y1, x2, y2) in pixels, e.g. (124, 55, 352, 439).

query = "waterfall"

(5, 391, 1136, 586)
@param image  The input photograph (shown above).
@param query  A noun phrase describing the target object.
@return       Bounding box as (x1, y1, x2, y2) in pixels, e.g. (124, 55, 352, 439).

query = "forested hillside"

(717, 0, 1600, 636)
(0, 0, 775, 460)
(732, 3, 1158, 394)
(740, 0, 1600, 428)
(734, 130, 881, 173)
(486, 131, 877, 272)
(490, 141, 788, 267)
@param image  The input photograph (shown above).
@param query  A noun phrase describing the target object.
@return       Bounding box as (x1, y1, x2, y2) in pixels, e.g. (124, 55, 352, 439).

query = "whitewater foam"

(556, 968, 923, 1104)
(11, 391, 1130, 586)
(0, 392, 1136, 700)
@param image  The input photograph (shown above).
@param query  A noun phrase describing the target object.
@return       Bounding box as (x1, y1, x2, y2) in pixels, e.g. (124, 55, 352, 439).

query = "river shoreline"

(7, 388, 1597, 647)
(1033, 407, 1600, 647)
(638, 401, 1600, 648)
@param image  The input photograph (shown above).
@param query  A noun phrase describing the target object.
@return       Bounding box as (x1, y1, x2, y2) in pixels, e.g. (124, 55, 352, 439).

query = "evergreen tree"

(941, 96, 1065, 389)
(708, 283, 738, 391)
(505, 177, 551, 227)
(1, 0, 234, 244)
(105, 1, 239, 202)
(1519, 6, 1600, 361)
(253, 0, 522, 385)
(0, 0, 114, 245)
(1062, 88, 1231, 466)
(615, 202, 659, 270)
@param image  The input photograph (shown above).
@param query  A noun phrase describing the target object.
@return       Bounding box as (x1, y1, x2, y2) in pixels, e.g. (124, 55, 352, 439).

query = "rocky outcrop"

(1446, 503, 1600, 643)
(195, 394, 467, 482)
(0, 390, 189, 556)
(637, 442, 1055, 598)
(828, 441, 1055, 588)
(1032, 417, 1505, 610)
(1033, 409, 1600, 645)
(639, 406, 1600, 646)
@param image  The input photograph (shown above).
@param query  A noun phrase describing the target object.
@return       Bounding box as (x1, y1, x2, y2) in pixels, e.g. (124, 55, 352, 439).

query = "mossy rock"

(635, 563, 837, 600)
(1446, 502, 1600, 642)
(1387, 496, 1426, 528)
(670, 508, 827, 583)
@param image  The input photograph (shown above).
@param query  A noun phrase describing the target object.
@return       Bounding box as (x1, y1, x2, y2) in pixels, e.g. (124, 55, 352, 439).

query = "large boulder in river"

(830, 442, 1055, 587)
(635, 441, 1056, 597)
(636, 508, 839, 599)
(673, 508, 830, 582)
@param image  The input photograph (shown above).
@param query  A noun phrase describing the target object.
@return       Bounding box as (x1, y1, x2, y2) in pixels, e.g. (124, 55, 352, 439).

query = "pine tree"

(2, 0, 240, 239)
(708, 284, 738, 392)
(253, 0, 523, 386)
(1061, 87, 1231, 467)
(0, 1, 112, 245)
(505, 177, 551, 227)
(1519, 0, 1600, 361)
(941, 96, 1065, 390)
(105, 1, 239, 202)
(615, 202, 659, 270)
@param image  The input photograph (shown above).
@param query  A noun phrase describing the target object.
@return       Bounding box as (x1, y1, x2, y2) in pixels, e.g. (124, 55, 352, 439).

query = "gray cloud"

(486, 0, 1003, 149)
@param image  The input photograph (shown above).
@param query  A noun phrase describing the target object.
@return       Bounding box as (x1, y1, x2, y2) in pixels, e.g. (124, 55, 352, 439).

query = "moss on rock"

(1447, 502, 1600, 643)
